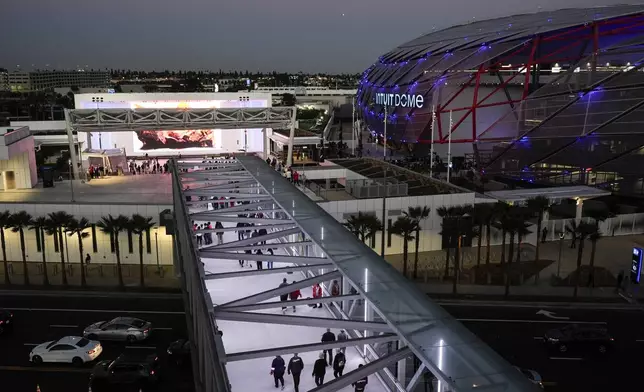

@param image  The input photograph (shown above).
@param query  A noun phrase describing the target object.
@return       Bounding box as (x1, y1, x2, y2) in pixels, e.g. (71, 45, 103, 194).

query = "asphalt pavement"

(439, 300, 644, 392)
(0, 291, 192, 392)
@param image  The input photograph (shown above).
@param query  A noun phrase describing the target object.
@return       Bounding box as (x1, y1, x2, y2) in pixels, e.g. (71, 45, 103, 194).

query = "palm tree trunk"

(19, 230, 29, 285)
(453, 242, 460, 295)
(58, 228, 67, 286)
(535, 218, 542, 261)
(78, 234, 86, 287)
(573, 240, 585, 298)
(443, 248, 451, 279)
(476, 224, 483, 268)
(413, 228, 420, 279)
(505, 234, 515, 297)
(589, 240, 597, 288)
(402, 240, 408, 278)
(115, 233, 124, 288)
(1, 229, 9, 285)
(485, 224, 491, 265)
(139, 235, 145, 287)
(500, 231, 506, 264)
(41, 228, 49, 286)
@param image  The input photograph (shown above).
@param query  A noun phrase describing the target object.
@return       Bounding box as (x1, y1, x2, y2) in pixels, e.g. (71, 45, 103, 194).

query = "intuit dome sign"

(375, 92, 425, 109)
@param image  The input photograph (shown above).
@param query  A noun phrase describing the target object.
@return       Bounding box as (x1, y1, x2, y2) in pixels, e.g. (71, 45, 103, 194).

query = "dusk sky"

(1, 0, 630, 73)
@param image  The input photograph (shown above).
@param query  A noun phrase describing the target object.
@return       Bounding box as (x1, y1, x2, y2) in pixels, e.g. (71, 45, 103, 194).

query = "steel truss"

(175, 156, 538, 392)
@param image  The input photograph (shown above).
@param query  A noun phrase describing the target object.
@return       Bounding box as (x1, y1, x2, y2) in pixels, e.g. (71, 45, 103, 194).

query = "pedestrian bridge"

(171, 154, 539, 392)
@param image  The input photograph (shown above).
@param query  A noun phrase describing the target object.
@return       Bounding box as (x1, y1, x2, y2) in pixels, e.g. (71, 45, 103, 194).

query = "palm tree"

(585, 208, 612, 227)
(0, 211, 12, 285)
(437, 206, 469, 279)
(97, 214, 130, 288)
(66, 217, 91, 287)
(471, 204, 493, 268)
(344, 213, 371, 243)
(526, 196, 551, 263)
(48, 211, 74, 286)
(390, 216, 419, 277)
(364, 215, 383, 248)
(403, 206, 431, 279)
(492, 202, 510, 264)
(587, 226, 601, 288)
(128, 214, 156, 287)
(437, 205, 472, 293)
(566, 221, 596, 297)
(29, 217, 50, 286)
(9, 211, 33, 286)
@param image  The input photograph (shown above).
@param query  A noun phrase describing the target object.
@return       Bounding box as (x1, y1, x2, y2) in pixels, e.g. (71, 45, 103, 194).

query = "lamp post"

(557, 231, 565, 278)
(68, 159, 75, 202)
(380, 104, 388, 257)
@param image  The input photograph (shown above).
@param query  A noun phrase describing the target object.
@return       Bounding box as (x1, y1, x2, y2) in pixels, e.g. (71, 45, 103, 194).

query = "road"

(0, 292, 192, 392)
(439, 301, 644, 392)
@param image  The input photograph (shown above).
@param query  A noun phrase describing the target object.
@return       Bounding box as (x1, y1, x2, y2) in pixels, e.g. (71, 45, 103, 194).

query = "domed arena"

(358, 5, 644, 195)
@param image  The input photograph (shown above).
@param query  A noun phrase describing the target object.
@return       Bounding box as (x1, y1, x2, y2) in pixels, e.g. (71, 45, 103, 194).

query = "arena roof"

(385, 5, 644, 61)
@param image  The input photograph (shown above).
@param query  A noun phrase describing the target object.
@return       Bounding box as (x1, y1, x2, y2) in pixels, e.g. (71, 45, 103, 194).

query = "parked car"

(515, 367, 544, 389)
(30, 336, 102, 366)
(90, 353, 160, 387)
(544, 324, 613, 355)
(167, 339, 191, 366)
(0, 309, 14, 335)
(83, 317, 152, 343)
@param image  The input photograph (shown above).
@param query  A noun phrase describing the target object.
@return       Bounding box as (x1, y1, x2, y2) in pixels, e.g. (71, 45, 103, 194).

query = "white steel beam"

(309, 347, 413, 392)
(205, 241, 311, 253)
(202, 228, 301, 250)
(188, 201, 273, 213)
(225, 334, 398, 362)
(220, 294, 361, 311)
(406, 364, 427, 392)
(200, 251, 327, 265)
(204, 264, 334, 280)
(190, 215, 288, 224)
(194, 224, 296, 234)
(218, 270, 341, 307)
(213, 311, 392, 332)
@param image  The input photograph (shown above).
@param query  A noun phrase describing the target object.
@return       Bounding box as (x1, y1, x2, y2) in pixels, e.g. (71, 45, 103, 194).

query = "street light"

(68, 159, 75, 202)
(557, 231, 565, 278)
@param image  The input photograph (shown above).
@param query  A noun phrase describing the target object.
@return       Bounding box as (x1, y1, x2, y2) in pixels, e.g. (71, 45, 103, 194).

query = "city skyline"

(1, 0, 624, 73)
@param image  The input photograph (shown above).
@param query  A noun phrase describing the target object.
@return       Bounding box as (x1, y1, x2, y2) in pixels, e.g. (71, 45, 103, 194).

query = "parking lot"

(0, 291, 193, 392)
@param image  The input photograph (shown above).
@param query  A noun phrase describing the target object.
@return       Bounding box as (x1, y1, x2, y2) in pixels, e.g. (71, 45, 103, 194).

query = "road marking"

(6, 307, 184, 315)
(458, 318, 607, 325)
(154, 327, 173, 331)
(536, 310, 570, 320)
(23, 343, 39, 346)
(0, 365, 92, 373)
(549, 357, 583, 361)
(533, 337, 544, 340)
(125, 346, 157, 350)
(50, 324, 78, 328)
(636, 339, 644, 342)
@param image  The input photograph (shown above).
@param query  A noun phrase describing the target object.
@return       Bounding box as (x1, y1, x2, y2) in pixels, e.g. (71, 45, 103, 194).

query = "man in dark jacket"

(312, 352, 326, 386)
(333, 349, 346, 378)
(287, 353, 304, 392)
(279, 278, 289, 313)
(352, 364, 368, 391)
(321, 328, 336, 366)
(271, 355, 286, 389)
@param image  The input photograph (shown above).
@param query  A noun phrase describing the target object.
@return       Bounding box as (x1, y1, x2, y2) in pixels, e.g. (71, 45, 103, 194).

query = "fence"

(345, 178, 408, 198)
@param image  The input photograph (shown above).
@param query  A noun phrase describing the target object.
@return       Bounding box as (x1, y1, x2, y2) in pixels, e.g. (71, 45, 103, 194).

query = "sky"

(0, 0, 633, 74)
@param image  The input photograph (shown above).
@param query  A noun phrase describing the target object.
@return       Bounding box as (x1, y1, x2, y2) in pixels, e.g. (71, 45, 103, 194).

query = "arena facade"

(358, 5, 644, 194)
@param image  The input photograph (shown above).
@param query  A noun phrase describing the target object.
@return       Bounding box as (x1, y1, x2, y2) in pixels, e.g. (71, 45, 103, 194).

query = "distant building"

(8, 70, 111, 92)
(0, 71, 8, 92)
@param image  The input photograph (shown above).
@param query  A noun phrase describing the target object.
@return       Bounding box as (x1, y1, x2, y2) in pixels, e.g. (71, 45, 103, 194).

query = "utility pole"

(429, 105, 436, 178)
(380, 104, 388, 257)
(447, 110, 453, 183)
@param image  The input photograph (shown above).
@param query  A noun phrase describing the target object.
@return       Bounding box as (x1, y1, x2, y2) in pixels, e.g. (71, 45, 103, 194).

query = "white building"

(0, 127, 38, 190)
(8, 70, 111, 92)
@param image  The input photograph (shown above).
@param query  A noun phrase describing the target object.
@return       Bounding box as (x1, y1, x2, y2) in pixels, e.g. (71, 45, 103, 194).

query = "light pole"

(68, 159, 75, 202)
(380, 104, 388, 257)
(557, 231, 565, 278)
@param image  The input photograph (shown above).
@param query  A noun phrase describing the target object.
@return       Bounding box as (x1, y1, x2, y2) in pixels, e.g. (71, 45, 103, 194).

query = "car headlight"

(167, 349, 172, 354)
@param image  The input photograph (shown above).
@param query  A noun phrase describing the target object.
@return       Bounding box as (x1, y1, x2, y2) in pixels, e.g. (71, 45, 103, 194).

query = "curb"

(435, 299, 643, 310)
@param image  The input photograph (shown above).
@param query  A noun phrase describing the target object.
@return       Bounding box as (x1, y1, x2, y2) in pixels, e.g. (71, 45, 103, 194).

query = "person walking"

(337, 330, 348, 354)
(289, 282, 302, 312)
(279, 278, 289, 313)
(215, 221, 224, 244)
(256, 249, 264, 270)
(352, 364, 368, 391)
(331, 280, 340, 296)
(321, 328, 336, 366)
(271, 355, 286, 390)
(333, 349, 346, 378)
(267, 248, 274, 269)
(312, 283, 322, 308)
(287, 353, 304, 392)
(312, 352, 326, 386)
(85, 253, 91, 265)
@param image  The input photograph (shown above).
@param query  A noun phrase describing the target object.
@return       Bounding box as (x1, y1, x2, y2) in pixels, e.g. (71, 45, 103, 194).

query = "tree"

(587, 226, 602, 288)
(526, 196, 551, 263)
(390, 216, 419, 277)
(344, 213, 371, 242)
(66, 217, 91, 287)
(128, 214, 155, 287)
(471, 204, 493, 269)
(585, 208, 612, 226)
(364, 215, 383, 247)
(0, 211, 12, 285)
(48, 211, 74, 286)
(281, 93, 296, 106)
(403, 206, 431, 279)
(9, 211, 33, 286)
(437, 205, 472, 293)
(97, 214, 130, 288)
(566, 221, 597, 297)
(29, 217, 50, 286)
(492, 202, 511, 264)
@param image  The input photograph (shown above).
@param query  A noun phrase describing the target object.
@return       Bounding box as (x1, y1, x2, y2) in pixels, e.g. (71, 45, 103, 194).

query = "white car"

(30, 336, 102, 366)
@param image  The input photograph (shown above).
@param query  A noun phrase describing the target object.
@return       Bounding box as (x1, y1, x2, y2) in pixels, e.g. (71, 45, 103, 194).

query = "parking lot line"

(0, 365, 92, 373)
(154, 327, 173, 331)
(23, 343, 39, 346)
(50, 324, 79, 328)
(533, 337, 544, 340)
(458, 318, 607, 325)
(549, 357, 584, 361)
(6, 307, 184, 315)
(125, 346, 157, 350)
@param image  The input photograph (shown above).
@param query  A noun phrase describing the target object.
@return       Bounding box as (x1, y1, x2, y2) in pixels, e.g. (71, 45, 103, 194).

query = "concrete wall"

(0, 135, 38, 189)
(318, 192, 476, 255)
(0, 203, 174, 266)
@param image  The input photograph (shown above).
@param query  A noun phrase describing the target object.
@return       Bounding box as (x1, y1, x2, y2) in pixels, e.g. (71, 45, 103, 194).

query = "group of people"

(270, 330, 367, 392)
(128, 157, 169, 175)
(192, 221, 224, 246)
(87, 164, 107, 179)
(265, 156, 306, 186)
